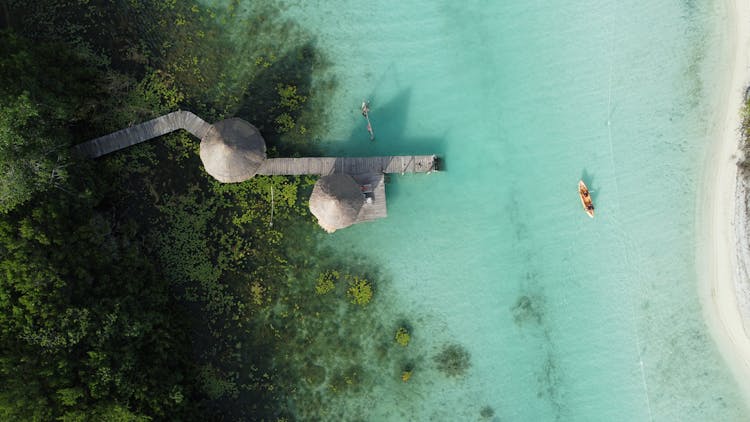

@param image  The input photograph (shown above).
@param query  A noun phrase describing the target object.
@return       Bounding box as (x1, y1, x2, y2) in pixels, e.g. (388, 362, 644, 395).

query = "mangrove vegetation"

(0, 1, 469, 420)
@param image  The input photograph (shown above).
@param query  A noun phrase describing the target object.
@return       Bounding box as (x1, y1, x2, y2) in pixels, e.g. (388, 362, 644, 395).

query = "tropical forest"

(0, 1, 472, 420)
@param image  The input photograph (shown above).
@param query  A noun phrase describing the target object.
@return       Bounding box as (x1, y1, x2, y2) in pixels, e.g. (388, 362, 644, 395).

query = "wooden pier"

(73, 111, 438, 178)
(72, 111, 438, 231)
(352, 173, 387, 222)
(73, 111, 212, 158)
(256, 155, 438, 176)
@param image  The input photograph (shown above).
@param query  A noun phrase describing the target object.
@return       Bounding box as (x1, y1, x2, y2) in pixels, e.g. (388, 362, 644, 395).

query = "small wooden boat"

(361, 100, 375, 140)
(579, 180, 595, 218)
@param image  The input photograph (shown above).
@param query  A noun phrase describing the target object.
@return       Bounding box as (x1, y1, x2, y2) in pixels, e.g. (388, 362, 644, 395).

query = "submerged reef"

(433, 343, 471, 377)
(512, 294, 544, 326)
(258, 237, 440, 420)
(480, 405, 495, 419)
(536, 349, 566, 419)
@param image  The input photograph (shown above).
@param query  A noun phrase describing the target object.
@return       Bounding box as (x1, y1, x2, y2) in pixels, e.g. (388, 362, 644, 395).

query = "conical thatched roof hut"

(309, 174, 365, 233)
(199, 118, 266, 182)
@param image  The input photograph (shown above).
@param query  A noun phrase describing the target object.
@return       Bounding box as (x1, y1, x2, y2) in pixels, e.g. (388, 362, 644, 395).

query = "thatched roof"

(199, 118, 266, 183)
(309, 174, 365, 233)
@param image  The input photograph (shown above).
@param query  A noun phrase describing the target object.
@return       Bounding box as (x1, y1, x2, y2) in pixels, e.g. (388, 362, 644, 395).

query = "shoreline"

(697, 0, 750, 402)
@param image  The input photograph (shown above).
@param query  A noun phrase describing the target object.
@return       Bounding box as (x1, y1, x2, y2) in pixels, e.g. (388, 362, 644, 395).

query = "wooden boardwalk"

(73, 111, 213, 158)
(351, 173, 387, 222)
(73, 111, 438, 179)
(72, 110, 438, 230)
(256, 155, 437, 176)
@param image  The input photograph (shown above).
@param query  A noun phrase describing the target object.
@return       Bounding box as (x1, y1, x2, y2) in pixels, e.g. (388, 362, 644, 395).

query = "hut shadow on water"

(341, 87, 445, 157)
(333, 87, 446, 202)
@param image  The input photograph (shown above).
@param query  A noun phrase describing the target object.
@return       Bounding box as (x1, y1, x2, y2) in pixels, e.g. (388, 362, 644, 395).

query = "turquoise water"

(222, 0, 748, 419)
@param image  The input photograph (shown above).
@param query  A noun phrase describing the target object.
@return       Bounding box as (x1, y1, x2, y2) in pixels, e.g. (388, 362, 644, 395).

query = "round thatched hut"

(199, 118, 266, 183)
(309, 174, 365, 233)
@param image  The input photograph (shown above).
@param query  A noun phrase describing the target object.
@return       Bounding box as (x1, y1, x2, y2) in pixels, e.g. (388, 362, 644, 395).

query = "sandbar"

(697, 0, 750, 402)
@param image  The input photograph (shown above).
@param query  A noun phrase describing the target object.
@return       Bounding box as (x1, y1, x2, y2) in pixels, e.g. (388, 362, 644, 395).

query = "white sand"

(697, 0, 750, 401)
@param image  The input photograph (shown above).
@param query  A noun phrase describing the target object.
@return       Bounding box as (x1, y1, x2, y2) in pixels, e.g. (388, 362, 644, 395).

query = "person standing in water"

(361, 100, 375, 141)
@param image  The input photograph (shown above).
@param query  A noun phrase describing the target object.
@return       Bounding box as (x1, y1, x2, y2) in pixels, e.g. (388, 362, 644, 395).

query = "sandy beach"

(698, 0, 750, 402)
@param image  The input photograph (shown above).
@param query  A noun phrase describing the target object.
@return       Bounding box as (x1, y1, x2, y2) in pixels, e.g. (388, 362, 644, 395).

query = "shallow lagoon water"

(210, 0, 748, 419)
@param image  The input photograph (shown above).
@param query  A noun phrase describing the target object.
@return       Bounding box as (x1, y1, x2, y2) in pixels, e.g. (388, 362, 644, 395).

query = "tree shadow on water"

(233, 40, 326, 157)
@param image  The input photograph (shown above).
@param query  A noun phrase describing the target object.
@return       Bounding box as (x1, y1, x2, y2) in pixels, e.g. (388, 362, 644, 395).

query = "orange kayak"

(579, 180, 594, 218)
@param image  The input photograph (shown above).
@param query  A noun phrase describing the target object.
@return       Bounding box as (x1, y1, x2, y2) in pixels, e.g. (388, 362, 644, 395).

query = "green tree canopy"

(0, 92, 67, 212)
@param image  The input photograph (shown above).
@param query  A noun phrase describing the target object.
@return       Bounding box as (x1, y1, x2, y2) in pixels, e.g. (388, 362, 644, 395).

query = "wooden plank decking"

(73, 111, 438, 179)
(351, 173, 387, 222)
(73, 111, 213, 158)
(71, 111, 438, 230)
(256, 155, 437, 176)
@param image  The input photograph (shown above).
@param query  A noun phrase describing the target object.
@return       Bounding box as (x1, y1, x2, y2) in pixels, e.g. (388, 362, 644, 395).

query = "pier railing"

(73, 111, 212, 158)
(73, 112, 438, 177)
(256, 155, 438, 175)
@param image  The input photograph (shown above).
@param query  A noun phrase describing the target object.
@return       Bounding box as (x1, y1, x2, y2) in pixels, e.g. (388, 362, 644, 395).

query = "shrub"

(277, 84, 306, 111)
(315, 270, 339, 295)
(400, 363, 414, 382)
(346, 276, 372, 306)
(395, 327, 410, 347)
(275, 112, 295, 133)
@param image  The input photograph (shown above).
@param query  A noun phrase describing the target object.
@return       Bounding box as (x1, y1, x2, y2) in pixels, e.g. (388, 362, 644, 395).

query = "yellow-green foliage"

(275, 112, 295, 133)
(137, 70, 185, 111)
(395, 327, 410, 347)
(212, 175, 303, 229)
(346, 276, 373, 306)
(164, 131, 198, 162)
(315, 270, 339, 295)
(274, 84, 308, 134)
(57, 387, 85, 407)
(277, 84, 307, 111)
(113, 70, 185, 127)
(250, 281, 265, 305)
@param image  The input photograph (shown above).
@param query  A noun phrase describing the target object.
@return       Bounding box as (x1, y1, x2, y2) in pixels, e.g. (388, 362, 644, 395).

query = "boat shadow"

(580, 169, 600, 203)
